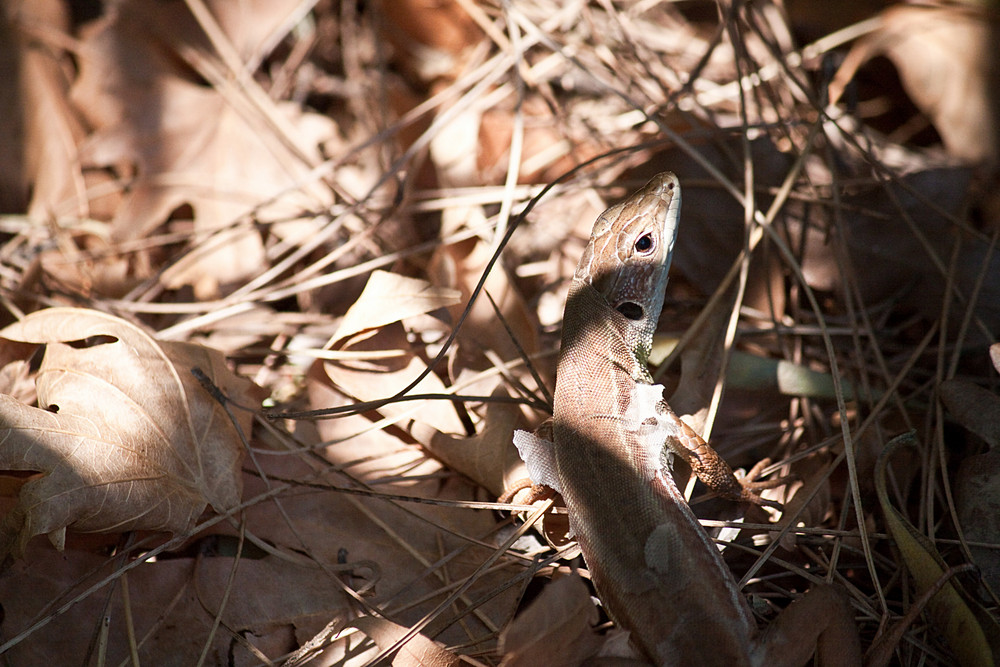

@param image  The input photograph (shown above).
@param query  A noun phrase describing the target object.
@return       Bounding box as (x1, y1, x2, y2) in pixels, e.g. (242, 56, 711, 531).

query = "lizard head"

(574, 172, 681, 357)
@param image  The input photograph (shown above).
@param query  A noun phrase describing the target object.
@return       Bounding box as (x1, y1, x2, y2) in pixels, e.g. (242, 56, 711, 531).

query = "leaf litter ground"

(0, 0, 998, 664)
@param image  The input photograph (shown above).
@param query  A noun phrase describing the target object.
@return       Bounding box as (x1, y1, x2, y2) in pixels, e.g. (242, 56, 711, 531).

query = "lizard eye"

(617, 302, 643, 320)
(635, 234, 654, 254)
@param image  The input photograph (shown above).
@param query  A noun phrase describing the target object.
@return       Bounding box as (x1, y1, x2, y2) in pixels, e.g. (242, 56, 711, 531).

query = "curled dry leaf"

(0, 308, 259, 559)
(424, 239, 540, 494)
(415, 388, 528, 498)
(830, 4, 1000, 166)
(331, 270, 462, 347)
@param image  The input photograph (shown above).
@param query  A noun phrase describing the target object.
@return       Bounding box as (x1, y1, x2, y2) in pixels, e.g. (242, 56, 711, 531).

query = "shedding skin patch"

(644, 521, 683, 576)
(513, 429, 561, 493)
(623, 382, 678, 480)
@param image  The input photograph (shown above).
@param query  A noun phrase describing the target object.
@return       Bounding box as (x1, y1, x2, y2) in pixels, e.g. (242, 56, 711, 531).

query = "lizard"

(509, 172, 860, 666)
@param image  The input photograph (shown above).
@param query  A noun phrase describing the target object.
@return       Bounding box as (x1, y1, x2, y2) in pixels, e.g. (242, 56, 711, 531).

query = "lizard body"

(513, 173, 857, 665)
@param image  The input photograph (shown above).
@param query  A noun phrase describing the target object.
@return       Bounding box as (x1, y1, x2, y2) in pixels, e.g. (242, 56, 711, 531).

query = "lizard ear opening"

(617, 302, 643, 320)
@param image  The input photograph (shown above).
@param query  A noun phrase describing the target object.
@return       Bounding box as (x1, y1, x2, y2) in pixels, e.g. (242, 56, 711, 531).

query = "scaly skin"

(512, 173, 860, 666)
(553, 173, 754, 664)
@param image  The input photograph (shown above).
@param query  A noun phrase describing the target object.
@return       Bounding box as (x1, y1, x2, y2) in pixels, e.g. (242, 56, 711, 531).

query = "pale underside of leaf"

(0, 307, 255, 558)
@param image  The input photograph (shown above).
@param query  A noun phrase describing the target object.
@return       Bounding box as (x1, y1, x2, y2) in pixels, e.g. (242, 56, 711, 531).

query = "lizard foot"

(499, 478, 555, 505)
(735, 458, 794, 510)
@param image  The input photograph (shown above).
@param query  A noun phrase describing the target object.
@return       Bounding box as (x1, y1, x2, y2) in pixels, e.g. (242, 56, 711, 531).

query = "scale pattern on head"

(573, 173, 681, 354)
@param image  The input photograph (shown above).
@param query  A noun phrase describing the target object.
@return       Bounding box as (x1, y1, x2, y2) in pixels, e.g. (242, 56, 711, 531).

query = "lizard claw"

(735, 458, 794, 510)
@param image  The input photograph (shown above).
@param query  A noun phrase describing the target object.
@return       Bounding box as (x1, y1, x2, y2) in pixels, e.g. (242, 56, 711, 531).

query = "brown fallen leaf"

(498, 574, 602, 667)
(322, 270, 534, 496)
(323, 270, 464, 429)
(331, 270, 462, 348)
(3, 0, 97, 221)
(427, 237, 539, 385)
(0, 543, 351, 664)
(0, 307, 259, 559)
(321, 270, 467, 436)
(70, 0, 335, 296)
(830, 4, 1000, 166)
(415, 387, 529, 498)
(941, 365, 1000, 592)
(349, 616, 463, 666)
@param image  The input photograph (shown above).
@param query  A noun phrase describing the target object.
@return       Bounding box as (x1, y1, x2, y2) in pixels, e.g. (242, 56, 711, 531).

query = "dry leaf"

(379, 0, 483, 85)
(349, 616, 462, 667)
(324, 271, 463, 421)
(0, 308, 258, 558)
(332, 270, 461, 347)
(941, 378, 1000, 449)
(955, 448, 1000, 594)
(830, 5, 1000, 166)
(428, 238, 538, 363)
(70, 0, 335, 296)
(755, 585, 861, 666)
(876, 433, 1000, 665)
(323, 270, 467, 437)
(942, 373, 1000, 592)
(36, 222, 142, 299)
(416, 387, 529, 498)
(660, 136, 999, 335)
(499, 574, 602, 667)
(327, 270, 535, 496)
(3, 0, 94, 221)
(302, 360, 525, 654)
(0, 545, 349, 664)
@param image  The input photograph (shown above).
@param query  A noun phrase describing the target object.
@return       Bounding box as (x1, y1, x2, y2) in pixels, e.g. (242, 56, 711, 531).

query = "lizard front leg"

(659, 400, 789, 509)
